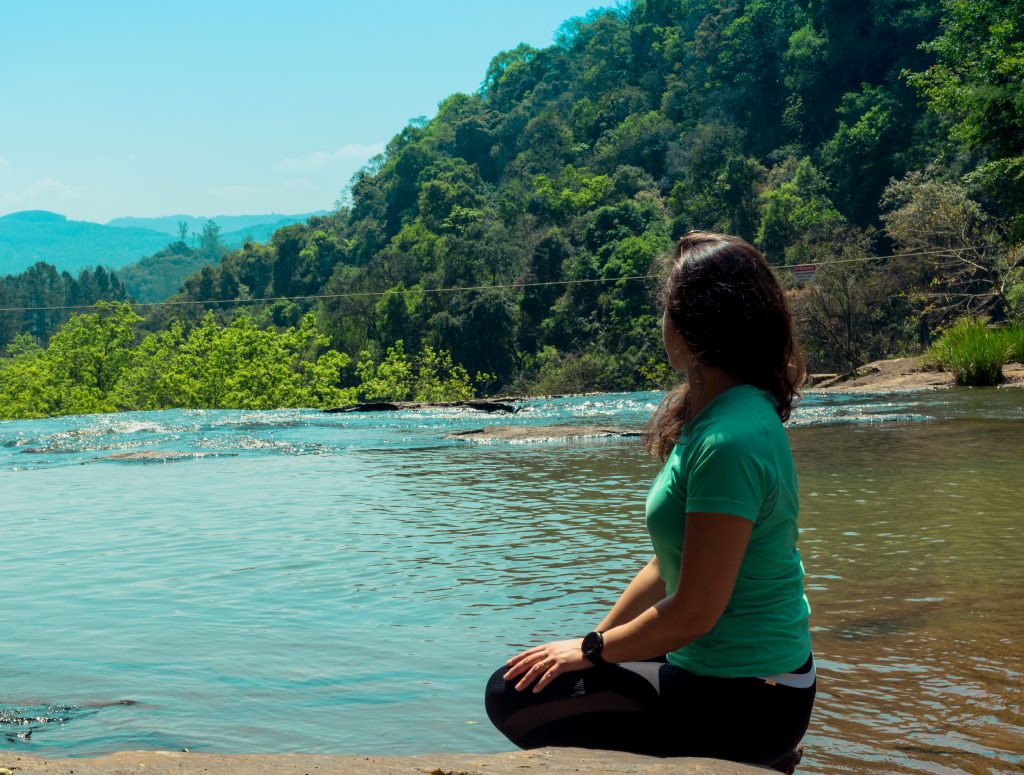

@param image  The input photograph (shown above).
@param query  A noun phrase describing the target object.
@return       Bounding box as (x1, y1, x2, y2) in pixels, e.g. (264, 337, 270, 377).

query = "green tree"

(0, 334, 55, 419)
(909, 0, 1024, 235)
(111, 323, 192, 410)
(353, 340, 475, 402)
(1, 302, 145, 417)
(789, 226, 919, 370)
(820, 85, 907, 224)
(416, 159, 485, 233)
(757, 158, 845, 261)
(882, 172, 1022, 327)
(199, 219, 225, 259)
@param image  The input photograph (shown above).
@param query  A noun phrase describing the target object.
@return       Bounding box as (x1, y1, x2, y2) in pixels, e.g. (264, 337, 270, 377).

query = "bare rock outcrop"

(0, 747, 768, 775)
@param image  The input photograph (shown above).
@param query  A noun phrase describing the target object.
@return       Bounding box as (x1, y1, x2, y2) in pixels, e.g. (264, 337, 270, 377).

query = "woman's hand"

(503, 638, 591, 693)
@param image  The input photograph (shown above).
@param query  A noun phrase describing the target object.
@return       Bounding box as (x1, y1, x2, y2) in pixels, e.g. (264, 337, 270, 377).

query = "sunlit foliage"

(0, 303, 477, 419)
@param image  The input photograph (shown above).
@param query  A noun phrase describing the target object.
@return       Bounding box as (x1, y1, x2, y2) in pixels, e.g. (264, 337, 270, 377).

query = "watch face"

(582, 631, 603, 657)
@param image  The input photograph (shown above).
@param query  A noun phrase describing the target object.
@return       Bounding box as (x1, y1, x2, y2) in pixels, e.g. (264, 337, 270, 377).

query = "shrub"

(929, 317, 1009, 386)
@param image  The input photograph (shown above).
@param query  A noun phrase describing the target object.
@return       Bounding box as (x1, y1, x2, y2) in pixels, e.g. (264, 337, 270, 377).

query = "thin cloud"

(2, 177, 88, 209)
(276, 142, 385, 172)
(205, 179, 316, 200)
(0, 157, 9, 168)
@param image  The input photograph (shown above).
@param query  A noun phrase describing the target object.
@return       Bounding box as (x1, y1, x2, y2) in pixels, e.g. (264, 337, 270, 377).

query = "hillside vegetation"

(0, 217, 318, 344)
(0, 303, 479, 419)
(2, 0, 1022, 416)
(0, 263, 130, 349)
(156, 0, 1023, 383)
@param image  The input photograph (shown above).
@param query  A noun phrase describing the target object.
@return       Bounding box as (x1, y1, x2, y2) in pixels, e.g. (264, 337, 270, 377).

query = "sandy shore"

(0, 748, 768, 775)
(810, 356, 1024, 392)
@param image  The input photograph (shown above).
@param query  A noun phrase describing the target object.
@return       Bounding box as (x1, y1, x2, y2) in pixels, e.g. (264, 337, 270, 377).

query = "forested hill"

(98, 1, 1024, 388)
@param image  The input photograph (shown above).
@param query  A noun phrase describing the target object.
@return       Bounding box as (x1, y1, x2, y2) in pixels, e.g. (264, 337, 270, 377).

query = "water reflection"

(791, 421, 1023, 774)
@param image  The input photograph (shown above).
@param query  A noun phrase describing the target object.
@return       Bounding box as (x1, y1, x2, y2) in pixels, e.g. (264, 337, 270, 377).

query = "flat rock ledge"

(810, 356, 1024, 392)
(449, 425, 641, 443)
(0, 747, 768, 775)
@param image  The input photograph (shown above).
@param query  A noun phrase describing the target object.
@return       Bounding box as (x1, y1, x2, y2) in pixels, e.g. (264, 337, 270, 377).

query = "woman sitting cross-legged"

(484, 232, 815, 773)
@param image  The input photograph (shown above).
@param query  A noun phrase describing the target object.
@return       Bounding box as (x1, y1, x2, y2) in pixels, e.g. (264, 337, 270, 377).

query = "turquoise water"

(2, 389, 1022, 772)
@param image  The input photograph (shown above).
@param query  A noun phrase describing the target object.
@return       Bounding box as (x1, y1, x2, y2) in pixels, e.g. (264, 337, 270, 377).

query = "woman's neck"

(687, 366, 743, 418)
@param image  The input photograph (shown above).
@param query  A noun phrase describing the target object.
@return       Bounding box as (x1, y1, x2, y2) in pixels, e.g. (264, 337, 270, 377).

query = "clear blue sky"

(0, 0, 604, 223)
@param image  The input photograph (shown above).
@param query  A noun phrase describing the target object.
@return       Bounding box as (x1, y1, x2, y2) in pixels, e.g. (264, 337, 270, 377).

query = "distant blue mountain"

(0, 211, 173, 275)
(5, 210, 68, 223)
(106, 212, 326, 237)
(0, 210, 324, 276)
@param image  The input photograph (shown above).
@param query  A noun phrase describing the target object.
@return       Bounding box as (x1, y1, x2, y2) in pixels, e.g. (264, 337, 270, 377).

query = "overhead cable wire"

(0, 247, 971, 314)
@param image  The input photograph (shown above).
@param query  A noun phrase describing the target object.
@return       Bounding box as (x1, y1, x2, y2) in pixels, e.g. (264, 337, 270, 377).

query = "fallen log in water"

(324, 399, 518, 414)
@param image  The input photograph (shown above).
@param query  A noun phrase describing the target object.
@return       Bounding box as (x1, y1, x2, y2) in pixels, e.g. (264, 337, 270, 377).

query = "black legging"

(485, 655, 815, 766)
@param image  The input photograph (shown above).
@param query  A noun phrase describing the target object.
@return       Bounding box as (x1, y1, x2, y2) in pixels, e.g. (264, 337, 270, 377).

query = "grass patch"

(1000, 324, 1024, 363)
(929, 317, 1010, 386)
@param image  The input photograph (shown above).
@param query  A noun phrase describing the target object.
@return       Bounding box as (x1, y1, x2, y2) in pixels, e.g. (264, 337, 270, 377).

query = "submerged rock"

(448, 425, 641, 443)
(95, 451, 230, 463)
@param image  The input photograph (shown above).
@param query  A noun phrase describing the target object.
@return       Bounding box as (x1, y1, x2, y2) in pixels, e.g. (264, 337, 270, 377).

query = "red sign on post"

(792, 263, 817, 285)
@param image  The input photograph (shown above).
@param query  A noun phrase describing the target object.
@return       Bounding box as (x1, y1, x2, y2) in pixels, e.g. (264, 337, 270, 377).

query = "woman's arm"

(505, 512, 751, 692)
(600, 512, 751, 663)
(593, 555, 665, 632)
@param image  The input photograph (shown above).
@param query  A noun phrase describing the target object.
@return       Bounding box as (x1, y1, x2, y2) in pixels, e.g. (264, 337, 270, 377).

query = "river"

(1, 388, 1021, 773)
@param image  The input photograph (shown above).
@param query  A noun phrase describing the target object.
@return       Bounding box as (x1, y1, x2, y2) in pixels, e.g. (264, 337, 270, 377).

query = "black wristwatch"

(581, 631, 606, 666)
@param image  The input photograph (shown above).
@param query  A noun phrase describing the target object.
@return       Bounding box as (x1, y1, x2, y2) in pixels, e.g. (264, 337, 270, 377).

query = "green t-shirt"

(645, 383, 811, 677)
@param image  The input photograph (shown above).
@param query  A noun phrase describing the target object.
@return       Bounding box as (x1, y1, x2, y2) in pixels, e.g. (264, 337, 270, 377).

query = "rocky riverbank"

(809, 356, 1024, 392)
(0, 748, 768, 775)
(330, 359, 1024, 425)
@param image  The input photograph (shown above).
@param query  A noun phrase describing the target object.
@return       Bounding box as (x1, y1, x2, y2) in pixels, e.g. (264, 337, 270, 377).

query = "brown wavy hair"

(643, 231, 805, 460)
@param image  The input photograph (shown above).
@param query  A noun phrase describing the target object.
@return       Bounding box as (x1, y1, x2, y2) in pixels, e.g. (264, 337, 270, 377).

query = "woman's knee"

(484, 664, 539, 748)
(483, 664, 515, 725)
